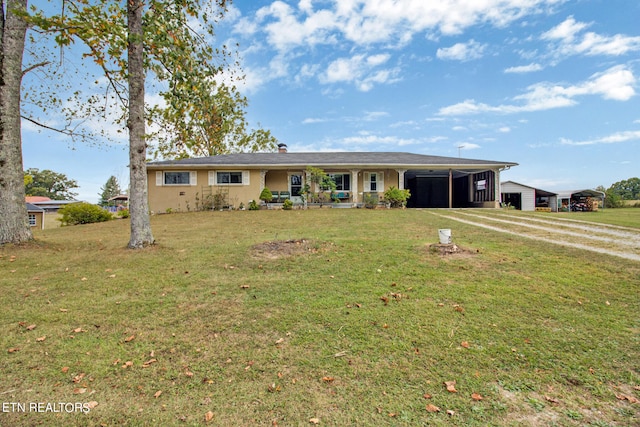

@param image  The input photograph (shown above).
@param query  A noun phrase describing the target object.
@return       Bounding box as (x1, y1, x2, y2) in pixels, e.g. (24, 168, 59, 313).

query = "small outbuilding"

(26, 203, 45, 230)
(500, 181, 557, 212)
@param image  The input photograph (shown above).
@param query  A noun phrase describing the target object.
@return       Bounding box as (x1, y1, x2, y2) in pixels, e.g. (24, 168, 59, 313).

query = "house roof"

(501, 181, 557, 196)
(26, 203, 45, 212)
(557, 189, 606, 199)
(148, 152, 518, 170)
(25, 196, 52, 203)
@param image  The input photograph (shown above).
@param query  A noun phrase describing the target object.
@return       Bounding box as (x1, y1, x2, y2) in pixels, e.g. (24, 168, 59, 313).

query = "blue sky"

(22, 0, 640, 203)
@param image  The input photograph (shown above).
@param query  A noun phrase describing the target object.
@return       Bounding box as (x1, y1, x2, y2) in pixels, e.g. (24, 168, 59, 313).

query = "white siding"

(501, 182, 535, 211)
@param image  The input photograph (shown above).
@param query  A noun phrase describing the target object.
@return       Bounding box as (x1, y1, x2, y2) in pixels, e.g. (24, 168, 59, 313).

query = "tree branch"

(22, 61, 51, 76)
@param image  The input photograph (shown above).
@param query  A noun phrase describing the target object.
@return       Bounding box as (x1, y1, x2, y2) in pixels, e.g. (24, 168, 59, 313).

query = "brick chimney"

(278, 143, 288, 153)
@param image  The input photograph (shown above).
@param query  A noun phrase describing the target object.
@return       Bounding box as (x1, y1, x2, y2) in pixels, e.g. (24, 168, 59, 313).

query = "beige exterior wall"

(28, 211, 44, 230)
(147, 167, 404, 212)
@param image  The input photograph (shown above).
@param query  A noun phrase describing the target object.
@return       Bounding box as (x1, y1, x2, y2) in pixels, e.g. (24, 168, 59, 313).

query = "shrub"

(259, 187, 273, 204)
(248, 200, 260, 210)
(58, 202, 113, 226)
(116, 208, 130, 219)
(282, 199, 293, 210)
(383, 186, 411, 208)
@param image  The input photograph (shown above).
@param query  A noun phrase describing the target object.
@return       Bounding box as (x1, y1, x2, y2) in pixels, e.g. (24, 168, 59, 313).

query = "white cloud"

(323, 54, 400, 91)
(542, 16, 640, 58)
(438, 65, 636, 115)
(457, 142, 480, 150)
(559, 130, 640, 146)
(236, 0, 562, 77)
(437, 39, 487, 61)
(362, 111, 389, 121)
(498, 127, 511, 133)
(504, 63, 543, 73)
(302, 117, 328, 124)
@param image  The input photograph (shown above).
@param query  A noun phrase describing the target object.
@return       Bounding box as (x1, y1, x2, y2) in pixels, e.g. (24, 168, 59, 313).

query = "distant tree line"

(596, 177, 640, 208)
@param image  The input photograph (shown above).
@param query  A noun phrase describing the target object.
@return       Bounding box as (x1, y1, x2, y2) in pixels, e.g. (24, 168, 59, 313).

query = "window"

(164, 171, 191, 185)
(364, 172, 384, 192)
(290, 174, 302, 197)
(216, 171, 243, 184)
(329, 173, 351, 191)
(28, 214, 36, 227)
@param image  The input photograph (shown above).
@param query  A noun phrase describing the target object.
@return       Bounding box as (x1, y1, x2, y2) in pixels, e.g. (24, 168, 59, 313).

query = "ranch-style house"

(146, 147, 517, 213)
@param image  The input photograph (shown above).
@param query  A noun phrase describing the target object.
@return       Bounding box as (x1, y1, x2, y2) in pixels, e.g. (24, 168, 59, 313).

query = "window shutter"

(156, 171, 163, 186)
(363, 172, 370, 192)
(378, 171, 385, 192)
(243, 170, 250, 185)
(208, 171, 215, 186)
(190, 171, 197, 186)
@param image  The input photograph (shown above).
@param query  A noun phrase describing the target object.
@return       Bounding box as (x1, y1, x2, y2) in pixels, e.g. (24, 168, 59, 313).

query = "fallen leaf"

(426, 404, 441, 413)
(444, 380, 457, 393)
(124, 335, 135, 343)
(322, 376, 335, 383)
(544, 395, 560, 404)
(461, 341, 470, 348)
(108, 274, 116, 278)
(275, 338, 285, 345)
(380, 296, 389, 305)
(309, 418, 320, 424)
(471, 393, 483, 401)
(26, 324, 36, 331)
(204, 411, 214, 422)
(7, 347, 19, 353)
(616, 394, 639, 404)
(388, 412, 397, 417)
(73, 327, 86, 333)
(59, 308, 68, 312)
(122, 361, 133, 368)
(154, 390, 162, 398)
(446, 410, 455, 416)
(73, 388, 87, 394)
(36, 336, 46, 342)
(240, 285, 250, 289)
(61, 366, 69, 373)
(142, 358, 157, 368)
(72, 373, 85, 383)
(423, 393, 432, 399)
(81, 277, 87, 281)
(86, 401, 98, 409)
(185, 370, 194, 377)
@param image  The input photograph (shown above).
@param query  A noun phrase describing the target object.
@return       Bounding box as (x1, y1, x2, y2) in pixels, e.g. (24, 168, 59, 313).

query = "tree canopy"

(98, 175, 122, 206)
(609, 177, 640, 200)
(24, 168, 79, 200)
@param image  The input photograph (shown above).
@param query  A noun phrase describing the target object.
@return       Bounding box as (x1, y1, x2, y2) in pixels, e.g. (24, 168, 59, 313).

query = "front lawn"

(1, 209, 638, 426)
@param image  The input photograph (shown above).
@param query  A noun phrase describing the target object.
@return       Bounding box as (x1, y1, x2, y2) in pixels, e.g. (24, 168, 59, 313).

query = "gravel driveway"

(431, 210, 640, 262)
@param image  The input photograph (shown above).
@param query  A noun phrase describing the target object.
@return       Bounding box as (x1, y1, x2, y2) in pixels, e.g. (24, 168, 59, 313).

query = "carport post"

(448, 168, 453, 208)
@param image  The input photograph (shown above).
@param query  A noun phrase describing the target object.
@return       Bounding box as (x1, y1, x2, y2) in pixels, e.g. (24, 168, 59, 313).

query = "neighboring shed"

(500, 181, 558, 212)
(26, 203, 45, 230)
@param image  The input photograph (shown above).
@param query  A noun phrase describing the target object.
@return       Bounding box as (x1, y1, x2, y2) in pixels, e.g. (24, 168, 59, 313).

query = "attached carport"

(405, 169, 500, 208)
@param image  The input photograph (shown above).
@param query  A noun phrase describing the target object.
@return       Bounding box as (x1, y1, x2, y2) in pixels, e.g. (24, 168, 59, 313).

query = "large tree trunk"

(0, 0, 32, 244)
(127, 0, 154, 248)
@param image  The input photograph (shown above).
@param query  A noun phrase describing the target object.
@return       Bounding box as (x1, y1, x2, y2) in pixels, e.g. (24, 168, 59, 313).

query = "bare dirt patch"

(251, 239, 326, 260)
(428, 243, 477, 258)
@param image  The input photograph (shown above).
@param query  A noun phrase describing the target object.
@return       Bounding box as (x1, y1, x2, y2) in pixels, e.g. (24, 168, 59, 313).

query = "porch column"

(395, 169, 406, 190)
(350, 169, 360, 204)
(494, 169, 501, 208)
(448, 168, 453, 208)
(260, 170, 267, 192)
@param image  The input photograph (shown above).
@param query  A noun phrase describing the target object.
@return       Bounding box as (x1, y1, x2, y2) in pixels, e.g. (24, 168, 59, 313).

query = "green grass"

(1, 209, 639, 426)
